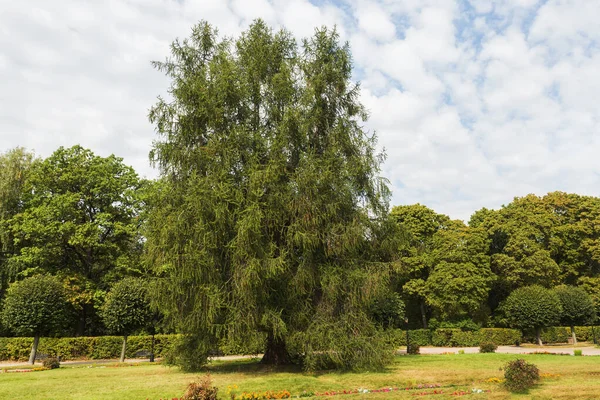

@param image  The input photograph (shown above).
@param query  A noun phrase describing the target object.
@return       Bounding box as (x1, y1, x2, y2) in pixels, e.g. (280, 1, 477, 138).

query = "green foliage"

(369, 292, 405, 329)
(478, 342, 497, 353)
(574, 349, 582, 356)
(434, 319, 481, 331)
(0, 334, 180, 361)
(294, 313, 394, 371)
(0, 274, 70, 337)
(426, 260, 493, 321)
(406, 342, 420, 355)
(101, 277, 152, 336)
(0, 148, 35, 295)
(504, 359, 540, 392)
(554, 285, 596, 327)
(502, 285, 562, 331)
(146, 20, 398, 370)
(42, 357, 60, 369)
(578, 277, 600, 321)
(478, 328, 522, 345)
(384, 328, 521, 347)
(3, 145, 146, 335)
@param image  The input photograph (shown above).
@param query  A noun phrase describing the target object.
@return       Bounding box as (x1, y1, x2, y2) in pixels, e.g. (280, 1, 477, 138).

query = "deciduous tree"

(502, 285, 562, 345)
(553, 285, 596, 344)
(0, 274, 70, 364)
(100, 277, 153, 362)
(6, 146, 146, 334)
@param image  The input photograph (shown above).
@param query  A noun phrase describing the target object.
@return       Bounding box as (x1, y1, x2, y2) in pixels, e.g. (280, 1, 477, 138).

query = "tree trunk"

(260, 334, 291, 365)
(536, 327, 543, 346)
(120, 335, 127, 362)
(77, 306, 86, 336)
(28, 335, 40, 365)
(150, 334, 155, 362)
(420, 301, 428, 329)
(571, 326, 577, 345)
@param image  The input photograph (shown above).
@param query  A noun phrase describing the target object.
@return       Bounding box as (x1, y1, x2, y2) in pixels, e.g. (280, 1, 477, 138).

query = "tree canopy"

(101, 277, 153, 361)
(0, 274, 70, 363)
(0, 148, 35, 295)
(4, 145, 146, 335)
(146, 20, 399, 371)
(502, 285, 562, 345)
(553, 285, 596, 344)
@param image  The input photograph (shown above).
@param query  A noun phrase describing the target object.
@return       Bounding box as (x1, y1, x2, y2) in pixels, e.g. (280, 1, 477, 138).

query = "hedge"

(2, 326, 597, 361)
(387, 328, 522, 347)
(523, 326, 600, 344)
(0, 333, 266, 362)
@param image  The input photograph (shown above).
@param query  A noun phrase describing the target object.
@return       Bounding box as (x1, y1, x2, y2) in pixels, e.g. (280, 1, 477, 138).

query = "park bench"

(134, 349, 153, 358)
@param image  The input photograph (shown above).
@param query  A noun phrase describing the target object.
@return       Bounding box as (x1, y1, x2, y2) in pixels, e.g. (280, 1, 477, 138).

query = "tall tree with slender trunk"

(100, 277, 152, 362)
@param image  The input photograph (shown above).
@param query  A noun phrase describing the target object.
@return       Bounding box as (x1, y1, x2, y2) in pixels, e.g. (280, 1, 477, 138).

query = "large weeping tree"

(146, 20, 399, 371)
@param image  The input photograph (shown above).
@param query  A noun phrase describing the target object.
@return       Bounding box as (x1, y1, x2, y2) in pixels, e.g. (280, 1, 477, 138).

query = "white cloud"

(354, 0, 396, 42)
(1, 0, 600, 221)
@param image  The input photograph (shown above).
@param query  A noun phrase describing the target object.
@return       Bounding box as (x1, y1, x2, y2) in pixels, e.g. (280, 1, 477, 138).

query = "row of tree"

(1, 20, 600, 371)
(392, 194, 600, 332)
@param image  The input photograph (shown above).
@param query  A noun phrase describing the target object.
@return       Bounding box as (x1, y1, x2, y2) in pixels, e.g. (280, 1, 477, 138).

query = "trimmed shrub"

(479, 342, 497, 353)
(478, 328, 522, 345)
(452, 330, 480, 347)
(541, 327, 570, 344)
(504, 359, 540, 392)
(42, 357, 60, 369)
(406, 329, 432, 346)
(574, 349, 582, 356)
(407, 342, 420, 355)
(431, 329, 459, 346)
(0, 335, 181, 362)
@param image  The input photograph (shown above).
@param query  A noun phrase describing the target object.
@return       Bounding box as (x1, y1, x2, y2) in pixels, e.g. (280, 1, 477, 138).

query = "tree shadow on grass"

(203, 358, 305, 375)
(202, 358, 396, 377)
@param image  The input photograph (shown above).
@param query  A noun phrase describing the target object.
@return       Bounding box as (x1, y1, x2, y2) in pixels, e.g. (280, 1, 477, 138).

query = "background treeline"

(393, 195, 600, 331)
(1, 146, 598, 341)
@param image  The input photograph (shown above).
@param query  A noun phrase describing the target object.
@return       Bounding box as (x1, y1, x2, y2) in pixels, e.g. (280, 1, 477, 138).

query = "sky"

(1, 0, 599, 221)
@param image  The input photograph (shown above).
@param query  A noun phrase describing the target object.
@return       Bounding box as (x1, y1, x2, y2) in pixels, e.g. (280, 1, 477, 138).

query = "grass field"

(2, 353, 600, 399)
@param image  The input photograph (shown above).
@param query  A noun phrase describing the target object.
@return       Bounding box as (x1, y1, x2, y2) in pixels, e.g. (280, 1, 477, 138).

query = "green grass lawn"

(2, 354, 600, 399)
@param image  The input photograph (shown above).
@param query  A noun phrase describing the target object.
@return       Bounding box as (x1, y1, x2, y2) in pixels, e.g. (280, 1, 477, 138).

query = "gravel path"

(409, 345, 600, 356)
(0, 354, 259, 368)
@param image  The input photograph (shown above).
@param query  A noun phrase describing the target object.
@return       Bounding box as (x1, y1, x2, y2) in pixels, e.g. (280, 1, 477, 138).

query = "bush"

(182, 375, 218, 400)
(574, 349, 582, 356)
(431, 329, 458, 346)
(540, 327, 570, 343)
(407, 342, 420, 355)
(478, 328, 522, 345)
(504, 359, 540, 392)
(42, 357, 60, 369)
(479, 342, 498, 353)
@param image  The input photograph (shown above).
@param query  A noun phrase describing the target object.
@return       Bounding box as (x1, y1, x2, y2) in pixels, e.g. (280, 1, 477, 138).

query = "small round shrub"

(504, 359, 540, 392)
(182, 375, 218, 400)
(407, 343, 420, 355)
(43, 357, 60, 369)
(479, 342, 498, 353)
(574, 349, 583, 356)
